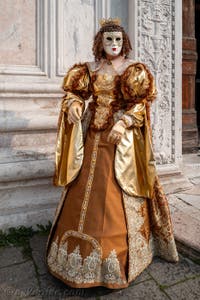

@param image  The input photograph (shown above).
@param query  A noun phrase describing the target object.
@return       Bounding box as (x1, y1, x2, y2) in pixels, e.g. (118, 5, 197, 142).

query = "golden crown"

(99, 18, 121, 27)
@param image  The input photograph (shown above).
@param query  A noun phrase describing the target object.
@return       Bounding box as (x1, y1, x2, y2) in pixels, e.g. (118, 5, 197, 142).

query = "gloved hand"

(67, 101, 83, 124)
(107, 120, 126, 145)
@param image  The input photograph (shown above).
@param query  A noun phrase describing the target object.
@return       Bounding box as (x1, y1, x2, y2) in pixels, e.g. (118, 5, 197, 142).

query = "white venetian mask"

(102, 31, 123, 57)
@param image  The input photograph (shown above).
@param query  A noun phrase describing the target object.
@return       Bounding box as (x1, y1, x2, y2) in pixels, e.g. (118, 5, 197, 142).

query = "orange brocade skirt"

(46, 127, 179, 289)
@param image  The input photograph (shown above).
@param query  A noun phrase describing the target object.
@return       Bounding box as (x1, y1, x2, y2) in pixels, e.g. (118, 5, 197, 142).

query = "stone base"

(0, 160, 62, 231)
(157, 165, 193, 195)
(176, 240, 200, 261)
(0, 181, 61, 231)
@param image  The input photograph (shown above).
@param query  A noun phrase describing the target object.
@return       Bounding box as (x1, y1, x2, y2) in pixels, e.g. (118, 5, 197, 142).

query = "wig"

(92, 22, 132, 61)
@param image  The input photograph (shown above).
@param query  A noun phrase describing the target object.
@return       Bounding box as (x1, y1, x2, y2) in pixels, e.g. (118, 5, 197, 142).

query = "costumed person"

(46, 18, 179, 289)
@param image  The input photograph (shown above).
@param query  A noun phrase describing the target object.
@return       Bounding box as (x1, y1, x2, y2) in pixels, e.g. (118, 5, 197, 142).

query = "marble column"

(128, 0, 190, 192)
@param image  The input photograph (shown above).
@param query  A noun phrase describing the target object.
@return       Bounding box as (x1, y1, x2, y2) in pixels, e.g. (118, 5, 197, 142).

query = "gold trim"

(122, 192, 154, 282)
(61, 230, 102, 253)
(47, 231, 126, 285)
(99, 18, 121, 27)
(78, 132, 101, 232)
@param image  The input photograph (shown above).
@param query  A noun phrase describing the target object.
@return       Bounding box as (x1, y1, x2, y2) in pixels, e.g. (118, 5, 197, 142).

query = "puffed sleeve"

(120, 63, 157, 128)
(53, 63, 91, 187)
(61, 63, 92, 112)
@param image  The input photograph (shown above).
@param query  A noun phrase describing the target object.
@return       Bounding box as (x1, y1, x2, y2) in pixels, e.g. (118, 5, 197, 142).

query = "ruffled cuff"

(119, 115, 134, 128)
(61, 92, 85, 113)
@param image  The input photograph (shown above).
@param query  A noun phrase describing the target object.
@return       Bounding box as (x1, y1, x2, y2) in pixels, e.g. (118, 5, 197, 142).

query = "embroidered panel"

(93, 104, 112, 130)
(46, 187, 68, 251)
(122, 193, 154, 282)
(149, 177, 179, 262)
(78, 132, 100, 232)
(47, 230, 126, 285)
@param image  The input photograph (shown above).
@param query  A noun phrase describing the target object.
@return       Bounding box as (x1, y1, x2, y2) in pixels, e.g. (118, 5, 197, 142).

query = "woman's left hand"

(107, 120, 126, 145)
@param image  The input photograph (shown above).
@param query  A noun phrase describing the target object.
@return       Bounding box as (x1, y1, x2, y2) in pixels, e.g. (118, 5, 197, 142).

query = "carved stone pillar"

(128, 0, 191, 193)
(129, 0, 182, 166)
(182, 0, 198, 152)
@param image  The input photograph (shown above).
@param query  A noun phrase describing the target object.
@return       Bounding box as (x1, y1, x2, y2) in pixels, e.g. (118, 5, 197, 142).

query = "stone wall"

(0, 0, 94, 230)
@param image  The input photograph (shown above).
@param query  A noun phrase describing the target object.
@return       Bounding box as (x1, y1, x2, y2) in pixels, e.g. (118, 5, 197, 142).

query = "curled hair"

(92, 23, 132, 61)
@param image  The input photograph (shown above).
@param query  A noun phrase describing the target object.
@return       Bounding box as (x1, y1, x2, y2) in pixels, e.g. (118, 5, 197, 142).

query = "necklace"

(106, 59, 112, 65)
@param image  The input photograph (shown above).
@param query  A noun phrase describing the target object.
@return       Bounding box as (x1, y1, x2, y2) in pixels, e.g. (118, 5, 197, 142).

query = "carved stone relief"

(137, 0, 175, 164)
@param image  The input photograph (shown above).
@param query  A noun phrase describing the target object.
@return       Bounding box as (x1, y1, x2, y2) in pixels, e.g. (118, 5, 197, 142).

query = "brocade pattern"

(122, 193, 154, 282)
(149, 177, 179, 262)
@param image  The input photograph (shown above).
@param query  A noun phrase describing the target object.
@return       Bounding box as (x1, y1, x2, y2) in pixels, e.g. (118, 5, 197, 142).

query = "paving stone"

(61, 297, 96, 300)
(39, 272, 133, 299)
(0, 261, 39, 299)
(176, 194, 200, 210)
(146, 256, 200, 286)
(20, 296, 43, 300)
(39, 263, 151, 299)
(190, 177, 200, 185)
(182, 183, 200, 195)
(168, 194, 200, 220)
(168, 195, 200, 252)
(99, 280, 169, 300)
(165, 277, 200, 300)
(183, 153, 200, 164)
(39, 272, 89, 299)
(61, 298, 95, 300)
(171, 208, 200, 252)
(182, 154, 200, 180)
(0, 246, 26, 268)
(131, 269, 151, 285)
(30, 235, 48, 276)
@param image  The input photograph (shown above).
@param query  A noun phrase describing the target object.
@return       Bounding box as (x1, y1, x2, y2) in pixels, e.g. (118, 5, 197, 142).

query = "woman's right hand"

(67, 101, 83, 124)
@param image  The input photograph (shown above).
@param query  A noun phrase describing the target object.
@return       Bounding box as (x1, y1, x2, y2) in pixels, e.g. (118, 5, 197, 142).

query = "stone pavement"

(0, 234, 200, 300)
(168, 153, 200, 260)
(0, 153, 200, 300)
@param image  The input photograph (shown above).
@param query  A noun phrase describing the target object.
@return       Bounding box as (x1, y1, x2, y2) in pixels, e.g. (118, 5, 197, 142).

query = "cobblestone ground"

(0, 235, 200, 300)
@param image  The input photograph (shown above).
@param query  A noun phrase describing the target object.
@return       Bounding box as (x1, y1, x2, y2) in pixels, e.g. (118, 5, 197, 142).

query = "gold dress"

(46, 59, 179, 289)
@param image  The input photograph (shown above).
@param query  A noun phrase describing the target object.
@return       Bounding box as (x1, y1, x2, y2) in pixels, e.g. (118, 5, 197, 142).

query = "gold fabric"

(115, 103, 156, 198)
(54, 63, 91, 186)
(62, 63, 91, 96)
(47, 59, 179, 290)
(54, 60, 157, 194)
(54, 117, 84, 186)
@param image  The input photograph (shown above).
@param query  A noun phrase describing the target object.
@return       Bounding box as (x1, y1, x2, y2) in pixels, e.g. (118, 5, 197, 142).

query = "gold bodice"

(89, 66, 122, 130)
(62, 59, 156, 130)
(87, 59, 150, 130)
